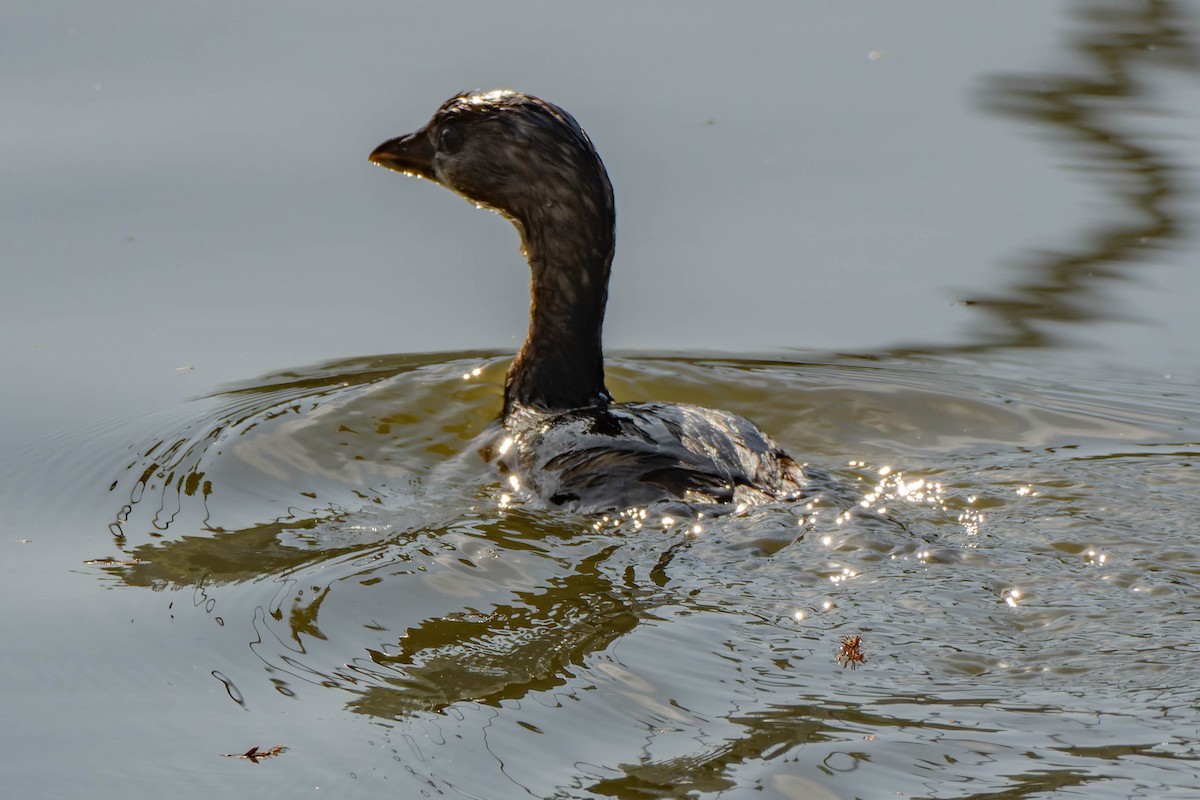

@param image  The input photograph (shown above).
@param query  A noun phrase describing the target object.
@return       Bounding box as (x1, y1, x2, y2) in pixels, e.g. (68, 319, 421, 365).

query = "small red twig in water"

(836, 635, 866, 669)
(221, 745, 286, 764)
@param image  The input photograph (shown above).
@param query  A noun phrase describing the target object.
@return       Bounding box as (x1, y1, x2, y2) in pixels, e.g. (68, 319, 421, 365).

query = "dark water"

(4, 1, 1200, 798)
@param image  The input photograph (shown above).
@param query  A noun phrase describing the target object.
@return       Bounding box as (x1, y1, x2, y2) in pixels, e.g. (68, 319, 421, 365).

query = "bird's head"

(370, 90, 613, 228)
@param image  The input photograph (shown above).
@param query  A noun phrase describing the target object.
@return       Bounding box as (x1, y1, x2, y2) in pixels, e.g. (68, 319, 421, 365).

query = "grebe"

(370, 90, 810, 513)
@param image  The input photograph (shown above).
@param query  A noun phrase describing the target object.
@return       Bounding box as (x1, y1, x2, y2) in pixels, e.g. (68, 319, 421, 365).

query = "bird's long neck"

(503, 197, 615, 416)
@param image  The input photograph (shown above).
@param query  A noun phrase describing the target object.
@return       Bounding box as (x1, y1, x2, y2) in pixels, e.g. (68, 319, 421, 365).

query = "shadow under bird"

(370, 90, 814, 513)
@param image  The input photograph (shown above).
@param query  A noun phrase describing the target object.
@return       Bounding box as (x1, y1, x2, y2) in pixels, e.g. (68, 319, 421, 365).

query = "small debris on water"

(221, 745, 286, 764)
(836, 635, 867, 669)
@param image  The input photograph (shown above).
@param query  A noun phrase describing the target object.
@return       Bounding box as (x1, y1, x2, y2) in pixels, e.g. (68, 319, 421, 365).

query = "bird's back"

(493, 402, 811, 513)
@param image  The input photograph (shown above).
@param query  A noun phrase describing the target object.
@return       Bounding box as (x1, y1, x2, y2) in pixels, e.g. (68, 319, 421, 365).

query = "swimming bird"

(370, 90, 811, 513)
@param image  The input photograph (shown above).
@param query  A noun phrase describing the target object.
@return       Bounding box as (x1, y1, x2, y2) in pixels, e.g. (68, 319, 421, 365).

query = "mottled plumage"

(371, 90, 811, 512)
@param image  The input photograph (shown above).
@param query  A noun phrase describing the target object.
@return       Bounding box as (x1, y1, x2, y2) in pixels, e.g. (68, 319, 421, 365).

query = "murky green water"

(4, 1, 1200, 797)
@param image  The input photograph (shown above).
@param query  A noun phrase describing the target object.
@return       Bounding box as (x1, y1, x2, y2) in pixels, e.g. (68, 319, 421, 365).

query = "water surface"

(3, 1, 1200, 798)
(82, 353, 1200, 797)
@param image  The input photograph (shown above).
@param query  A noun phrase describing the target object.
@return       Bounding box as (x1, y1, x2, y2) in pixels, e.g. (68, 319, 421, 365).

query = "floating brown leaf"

(221, 745, 286, 764)
(836, 635, 866, 669)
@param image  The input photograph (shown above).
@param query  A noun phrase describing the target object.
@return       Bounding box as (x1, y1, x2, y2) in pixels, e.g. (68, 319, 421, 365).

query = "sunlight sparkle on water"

(958, 509, 984, 536)
(593, 507, 650, 532)
(858, 467, 950, 520)
(461, 366, 484, 380)
(829, 567, 858, 585)
(1003, 588, 1022, 607)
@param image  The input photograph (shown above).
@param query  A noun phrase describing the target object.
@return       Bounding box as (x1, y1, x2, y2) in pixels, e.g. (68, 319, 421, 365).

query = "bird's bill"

(369, 130, 436, 181)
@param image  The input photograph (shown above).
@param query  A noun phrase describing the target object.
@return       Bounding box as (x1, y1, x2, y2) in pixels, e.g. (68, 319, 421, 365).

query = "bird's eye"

(438, 126, 463, 154)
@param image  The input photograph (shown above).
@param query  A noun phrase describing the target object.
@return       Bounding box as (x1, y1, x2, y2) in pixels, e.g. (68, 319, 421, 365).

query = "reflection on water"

(949, 0, 1199, 353)
(108, 351, 504, 547)
(80, 3, 1200, 795)
(97, 351, 1200, 797)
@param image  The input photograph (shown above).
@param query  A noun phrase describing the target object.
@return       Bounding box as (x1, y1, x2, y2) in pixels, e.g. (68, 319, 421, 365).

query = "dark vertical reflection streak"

(912, 0, 1198, 355)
